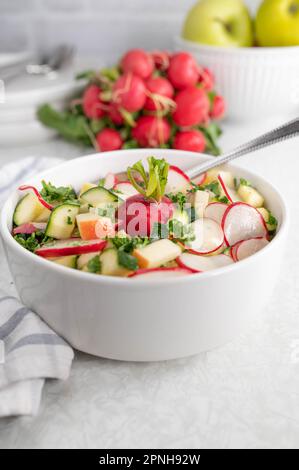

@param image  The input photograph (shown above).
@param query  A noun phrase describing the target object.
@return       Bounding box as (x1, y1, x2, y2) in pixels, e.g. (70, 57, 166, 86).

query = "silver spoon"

(186, 117, 299, 179)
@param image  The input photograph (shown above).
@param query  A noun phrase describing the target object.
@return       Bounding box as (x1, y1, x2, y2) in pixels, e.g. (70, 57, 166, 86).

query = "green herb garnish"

(87, 255, 101, 274)
(127, 157, 169, 202)
(40, 181, 78, 204)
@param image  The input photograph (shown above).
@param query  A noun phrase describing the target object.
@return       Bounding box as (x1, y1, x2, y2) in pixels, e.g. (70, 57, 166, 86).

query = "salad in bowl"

(12, 156, 277, 280)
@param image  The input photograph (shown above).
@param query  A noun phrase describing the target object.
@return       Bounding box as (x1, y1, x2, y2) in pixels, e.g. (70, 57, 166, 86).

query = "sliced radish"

(183, 218, 224, 255)
(165, 165, 191, 194)
(217, 174, 240, 203)
(234, 237, 269, 262)
(18, 185, 54, 210)
(230, 243, 240, 262)
(103, 172, 116, 190)
(128, 267, 194, 279)
(36, 239, 107, 258)
(222, 202, 268, 246)
(114, 182, 139, 199)
(204, 202, 228, 225)
(177, 252, 234, 273)
(192, 172, 207, 186)
(13, 222, 47, 235)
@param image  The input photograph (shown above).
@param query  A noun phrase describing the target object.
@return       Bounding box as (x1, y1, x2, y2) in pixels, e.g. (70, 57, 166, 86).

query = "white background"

(0, 0, 260, 60)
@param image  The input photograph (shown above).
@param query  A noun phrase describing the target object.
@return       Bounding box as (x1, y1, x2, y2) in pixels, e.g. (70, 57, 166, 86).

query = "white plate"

(0, 51, 31, 69)
(1, 68, 83, 110)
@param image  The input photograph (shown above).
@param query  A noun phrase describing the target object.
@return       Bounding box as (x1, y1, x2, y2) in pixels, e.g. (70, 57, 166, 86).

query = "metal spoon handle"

(187, 117, 299, 179)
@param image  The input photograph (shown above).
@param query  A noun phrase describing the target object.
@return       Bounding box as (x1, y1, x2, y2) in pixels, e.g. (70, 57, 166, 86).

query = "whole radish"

(151, 50, 170, 71)
(210, 95, 226, 120)
(117, 157, 174, 237)
(198, 68, 215, 91)
(113, 73, 146, 112)
(173, 87, 210, 127)
(144, 77, 174, 111)
(96, 128, 123, 152)
(82, 85, 105, 119)
(167, 52, 198, 90)
(108, 103, 124, 125)
(120, 49, 154, 79)
(173, 130, 206, 152)
(132, 115, 171, 147)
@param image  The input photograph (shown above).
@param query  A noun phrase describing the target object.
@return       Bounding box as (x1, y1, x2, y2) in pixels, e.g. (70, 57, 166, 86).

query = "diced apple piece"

(51, 255, 78, 269)
(257, 207, 276, 231)
(191, 190, 209, 218)
(100, 248, 132, 277)
(76, 213, 115, 240)
(133, 239, 182, 269)
(237, 185, 264, 208)
(13, 193, 48, 226)
(79, 182, 97, 197)
(34, 206, 51, 222)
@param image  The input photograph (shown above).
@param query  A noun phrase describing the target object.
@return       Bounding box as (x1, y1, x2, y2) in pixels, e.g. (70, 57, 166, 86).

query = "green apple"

(256, 0, 299, 46)
(182, 0, 254, 47)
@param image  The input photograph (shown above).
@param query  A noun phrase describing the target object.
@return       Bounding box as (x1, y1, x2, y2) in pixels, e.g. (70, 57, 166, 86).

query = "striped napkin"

(0, 157, 74, 417)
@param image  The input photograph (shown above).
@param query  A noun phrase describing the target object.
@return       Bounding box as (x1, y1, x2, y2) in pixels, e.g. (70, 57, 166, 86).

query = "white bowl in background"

(0, 149, 289, 361)
(175, 37, 299, 121)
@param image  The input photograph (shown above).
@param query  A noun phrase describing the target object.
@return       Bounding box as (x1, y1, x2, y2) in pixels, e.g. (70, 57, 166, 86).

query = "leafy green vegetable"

(66, 216, 73, 225)
(166, 192, 187, 211)
(40, 181, 78, 204)
(202, 181, 221, 197)
(268, 213, 278, 228)
(218, 196, 229, 204)
(118, 250, 138, 271)
(239, 178, 252, 187)
(13, 231, 53, 253)
(75, 69, 96, 81)
(122, 139, 139, 150)
(168, 219, 195, 243)
(127, 157, 169, 202)
(37, 104, 91, 146)
(111, 236, 149, 252)
(199, 123, 222, 156)
(87, 255, 101, 273)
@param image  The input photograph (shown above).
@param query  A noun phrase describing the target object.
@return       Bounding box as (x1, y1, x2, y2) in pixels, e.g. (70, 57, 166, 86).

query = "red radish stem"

(144, 77, 175, 112)
(132, 115, 170, 147)
(18, 185, 53, 210)
(113, 73, 146, 113)
(151, 50, 170, 71)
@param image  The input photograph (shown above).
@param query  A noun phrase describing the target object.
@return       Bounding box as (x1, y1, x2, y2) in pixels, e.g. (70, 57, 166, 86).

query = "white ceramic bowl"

(175, 37, 299, 121)
(0, 149, 289, 361)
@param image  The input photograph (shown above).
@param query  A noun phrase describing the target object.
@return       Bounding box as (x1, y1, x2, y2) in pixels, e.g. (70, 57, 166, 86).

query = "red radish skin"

(18, 185, 53, 210)
(36, 239, 107, 258)
(13, 222, 47, 235)
(210, 95, 226, 120)
(114, 182, 139, 199)
(222, 202, 268, 247)
(177, 252, 234, 273)
(198, 68, 215, 91)
(165, 165, 191, 193)
(120, 49, 154, 79)
(144, 77, 174, 111)
(132, 115, 171, 147)
(234, 237, 269, 262)
(129, 267, 194, 278)
(108, 104, 124, 125)
(82, 85, 105, 119)
(217, 174, 240, 203)
(113, 73, 146, 113)
(204, 202, 228, 225)
(117, 193, 174, 237)
(96, 129, 123, 152)
(167, 52, 198, 90)
(182, 218, 224, 256)
(151, 50, 170, 71)
(173, 130, 206, 152)
(192, 173, 207, 186)
(173, 87, 210, 127)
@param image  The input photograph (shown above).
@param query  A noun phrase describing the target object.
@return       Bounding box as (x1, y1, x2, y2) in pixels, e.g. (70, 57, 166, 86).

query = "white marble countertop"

(0, 117, 298, 449)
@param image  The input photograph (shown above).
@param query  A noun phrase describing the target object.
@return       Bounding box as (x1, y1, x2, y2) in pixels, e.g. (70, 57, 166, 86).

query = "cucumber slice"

(100, 248, 131, 277)
(45, 203, 79, 239)
(51, 255, 78, 269)
(13, 193, 46, 226)
(80, 186, 119, 207)
(77, 251, 102, 270)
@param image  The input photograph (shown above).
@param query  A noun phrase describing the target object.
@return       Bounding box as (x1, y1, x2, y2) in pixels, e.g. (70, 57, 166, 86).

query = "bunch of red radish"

(81, 49, 225, 153)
